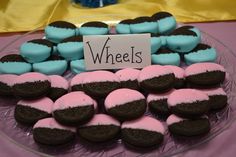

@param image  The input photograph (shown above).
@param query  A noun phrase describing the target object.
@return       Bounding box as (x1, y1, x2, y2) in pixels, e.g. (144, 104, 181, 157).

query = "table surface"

(0, 21, 236, 157)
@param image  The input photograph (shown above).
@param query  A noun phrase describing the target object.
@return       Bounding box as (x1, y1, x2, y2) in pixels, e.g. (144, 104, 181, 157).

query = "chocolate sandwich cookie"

(121, 116, 165, 147)
(115, 68, 140, 90)
(33, 55, 67, 75)
(0, 74, 16, 96)
(166, 26, 201, 53)
(20, 39, 53, 63)
(0, 54, 32, 75)
(70, 72, 91, 92)
(138, 65, 175, 93)
(47, 75, 68, 101)
(78, 114, 120, 142)
(185, 62, 226, 88)
(33, 118, 76, 145)
(105, 88, 146, 121)
(164, 65, 185, 89)
(152, 11, 177, 34)
(83, 70, 120, 98)
(116, 19, 133, 34)
(151, 48, 180, 66)
(130, 16, 158, 34)
(201, 88, 228, 110)
(57, 36, 84, 60)
(167, 114, 210, 137)
(79, 21, 109, 35)
(45, 21, 77, 43)
(52, 91, 96, 126)
(13, 72, 51, 99)
(168, 89, 210, 118)
(151, 34, 162, 54)
(70, 59, 86, 74)
(184, 43, 217, 65)
(14, 97, 53, 125)
(147, 90, 175, 117)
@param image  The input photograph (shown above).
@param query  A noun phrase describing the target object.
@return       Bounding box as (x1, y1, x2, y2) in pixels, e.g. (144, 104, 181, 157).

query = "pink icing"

(14, 72, 50, 84)
(115, 68, 140, 81)
(121, 116, 165, 134)
(147, 89, 175, 103)
(82, 71, 119, 84)
(33, 117, 76, 132)
(104, 88, 145, 109)
(167, 89, 209, 107)
(0, 74, 17, 86)
(164, 65, 184, 79)
(49, 75, 69, 89)
(166, 114, 185, 126)
(185, 62, 226, 76)
(70, 72, 91, 86)
(138, 65, 173, 82)
(201, 88, 226, 96)
(84, 114, 120, 127)
(17, 97, 53, 113)
(53, 91, 94, 111)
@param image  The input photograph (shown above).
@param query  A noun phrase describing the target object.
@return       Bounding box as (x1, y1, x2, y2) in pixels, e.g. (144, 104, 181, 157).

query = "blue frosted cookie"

(152, 12, 177, 35)
(57, 36, 84, 60)
(70, 59, 86, 74)
(20, 39, 53, 63)
(79, 21, 109, 35)
(184, 43, 217, 65)
(166, 26, 201, 53)
(0, 54, 32, 75)
(130, 16, 158, 34)
(116, 19, 133, 34)
(151, 48, 180, 66)
(33, 55, 67, 75)
(151, 34, 162, 54)
(45, 21, 77, 43)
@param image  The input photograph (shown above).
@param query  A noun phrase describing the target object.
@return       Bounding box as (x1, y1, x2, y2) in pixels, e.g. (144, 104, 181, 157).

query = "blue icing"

(79, 27, 109, 35)
(45, 26, 76, 43)
(151, 37, 162, 54)
(52, 46, 58, 55)
(33, 60, 67, 75)
(57, 42, 84, 60)
(0, 62, 32, 75)
(151, 53, 180, 66)
(166, 35, 200, 53)
(76, 28, 80, 36)
(116, 24, 131, 34)
(160, 36, 167, 46)
(130, 22, 158, 34)
(157, 16, 176, 34)
(190, 27, 201, 38)
(70, 59, 87, 74)
(20, 42, 51, 63)
(184, 48, 217, 65)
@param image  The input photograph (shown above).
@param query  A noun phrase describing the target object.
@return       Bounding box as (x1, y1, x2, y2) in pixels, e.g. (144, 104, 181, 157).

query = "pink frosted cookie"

(12, 72, 51, 99)
(185, 62, 226, 88)
(201, 88, 228, 110)
(147, 89, 175, 117)
(105, 88, 146, 121)
(138, 65, 175, 93)
(52, 91, 96, 126)
(115, 68, 140, 90)
(121, 116, 165, 147)
(164, 65, 185, 89)
(33, 117, 76, 145)
(47, 75, 68, 101)
(14, 97, 53, 125)
(82, 70, 120, 97)
(0, 74, 17, 96)
(167, 114, 210, 137)
(70, 72, 91, 92)
(78, 114, 120, 142)
(168, 89, 210, 118)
